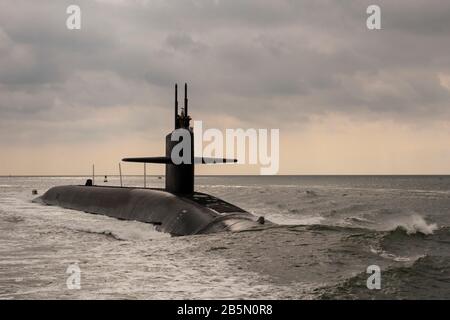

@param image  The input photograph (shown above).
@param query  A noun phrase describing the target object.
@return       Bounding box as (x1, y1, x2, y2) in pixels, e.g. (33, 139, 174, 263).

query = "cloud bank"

(1, 0, 450, 174)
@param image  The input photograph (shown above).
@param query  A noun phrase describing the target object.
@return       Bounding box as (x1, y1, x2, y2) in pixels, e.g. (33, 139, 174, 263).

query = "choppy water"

(0, 175, 449, 299)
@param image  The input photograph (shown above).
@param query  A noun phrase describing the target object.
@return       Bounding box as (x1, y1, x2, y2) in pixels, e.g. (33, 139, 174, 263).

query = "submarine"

(34, 84, 268, 236)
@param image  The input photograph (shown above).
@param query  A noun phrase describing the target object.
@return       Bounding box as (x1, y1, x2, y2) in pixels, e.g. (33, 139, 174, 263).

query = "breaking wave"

(386, 214, 438, 235)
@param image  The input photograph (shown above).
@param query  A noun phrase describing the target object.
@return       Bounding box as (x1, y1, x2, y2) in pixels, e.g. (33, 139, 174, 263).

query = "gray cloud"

(1, 0, 450, 146)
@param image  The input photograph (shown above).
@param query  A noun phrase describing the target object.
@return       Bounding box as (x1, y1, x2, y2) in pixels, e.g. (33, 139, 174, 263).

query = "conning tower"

(122, 83, 236, 195)
(165, 83, 194, 194)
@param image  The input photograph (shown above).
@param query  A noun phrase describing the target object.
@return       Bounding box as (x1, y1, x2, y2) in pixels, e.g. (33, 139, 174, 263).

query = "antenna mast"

(175, 83, 178, 128)
(184, 83, 188, 116)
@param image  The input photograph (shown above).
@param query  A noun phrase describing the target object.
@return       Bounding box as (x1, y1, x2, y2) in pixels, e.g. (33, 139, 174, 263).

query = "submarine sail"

(123, 83, 236, 194)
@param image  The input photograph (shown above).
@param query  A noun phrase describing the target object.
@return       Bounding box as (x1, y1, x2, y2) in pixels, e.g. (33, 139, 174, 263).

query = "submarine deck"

(73, 185, 247, 214)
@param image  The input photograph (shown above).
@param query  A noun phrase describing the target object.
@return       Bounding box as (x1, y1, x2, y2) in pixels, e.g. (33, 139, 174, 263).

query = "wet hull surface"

(34, 185, 263, 236)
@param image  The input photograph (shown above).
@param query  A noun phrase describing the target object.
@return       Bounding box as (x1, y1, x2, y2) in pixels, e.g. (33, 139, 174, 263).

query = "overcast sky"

(1, 0, 450, 175)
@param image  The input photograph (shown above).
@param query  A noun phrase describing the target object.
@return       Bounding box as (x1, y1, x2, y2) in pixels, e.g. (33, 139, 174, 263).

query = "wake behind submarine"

(34, 84, 268, 236)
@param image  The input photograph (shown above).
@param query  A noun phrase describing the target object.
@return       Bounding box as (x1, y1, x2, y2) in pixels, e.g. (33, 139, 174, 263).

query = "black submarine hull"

(34, 185, 264, 236)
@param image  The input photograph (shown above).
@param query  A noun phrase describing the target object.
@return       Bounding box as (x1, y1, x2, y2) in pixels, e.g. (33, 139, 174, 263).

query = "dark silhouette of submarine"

(34, 84, 268, 236)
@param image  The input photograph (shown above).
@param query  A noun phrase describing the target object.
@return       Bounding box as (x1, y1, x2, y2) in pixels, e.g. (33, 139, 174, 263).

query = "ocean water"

(0, 175, 449, 299)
